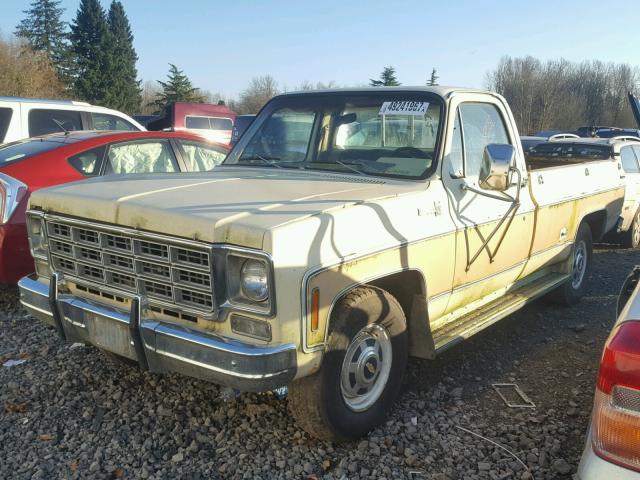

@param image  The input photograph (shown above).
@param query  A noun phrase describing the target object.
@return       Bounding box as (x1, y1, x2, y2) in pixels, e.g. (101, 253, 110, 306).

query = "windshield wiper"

(331, 159, 365, 175)
(238, 154, 283, 169)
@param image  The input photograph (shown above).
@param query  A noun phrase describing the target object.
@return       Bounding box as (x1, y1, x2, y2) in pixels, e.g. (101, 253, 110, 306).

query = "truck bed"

(525, 141, 614, 170)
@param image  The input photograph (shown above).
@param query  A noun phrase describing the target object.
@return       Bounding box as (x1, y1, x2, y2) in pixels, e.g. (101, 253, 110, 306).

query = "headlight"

(240, 259, 269, 302)
(225, 251, 274, 315)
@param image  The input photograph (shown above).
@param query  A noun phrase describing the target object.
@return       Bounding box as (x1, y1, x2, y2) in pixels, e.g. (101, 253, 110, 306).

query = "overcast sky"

(2, 0, 638, 99)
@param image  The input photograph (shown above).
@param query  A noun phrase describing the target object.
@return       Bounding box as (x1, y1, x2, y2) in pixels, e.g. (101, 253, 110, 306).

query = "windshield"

(0, 139, 64, 165)
(224, 93, 443, 179)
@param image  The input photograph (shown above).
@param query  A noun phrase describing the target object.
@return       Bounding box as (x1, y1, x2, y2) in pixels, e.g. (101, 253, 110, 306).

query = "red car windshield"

(0, 139, 64, 165)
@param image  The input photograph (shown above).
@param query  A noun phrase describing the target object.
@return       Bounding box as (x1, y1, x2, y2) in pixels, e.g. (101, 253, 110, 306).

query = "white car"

(0, 96, 145, 144)
(578, 266, 640, 479)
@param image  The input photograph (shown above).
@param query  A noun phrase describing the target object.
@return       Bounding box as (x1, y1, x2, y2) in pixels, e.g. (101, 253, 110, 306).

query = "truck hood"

(29, 167, 423, 249)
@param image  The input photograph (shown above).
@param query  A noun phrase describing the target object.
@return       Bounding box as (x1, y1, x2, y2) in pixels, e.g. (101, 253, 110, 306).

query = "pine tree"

(370, 66, 401, 87)
(107, 1, 141, 114)
(151, 64, 204, 114)
(427, 68, 439, 86)
(14, 0, 72, 87)
(70, 0, 116, 105)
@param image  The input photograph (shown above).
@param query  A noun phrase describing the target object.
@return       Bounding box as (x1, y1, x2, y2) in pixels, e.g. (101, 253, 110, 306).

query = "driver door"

(441, 94, 534, 315)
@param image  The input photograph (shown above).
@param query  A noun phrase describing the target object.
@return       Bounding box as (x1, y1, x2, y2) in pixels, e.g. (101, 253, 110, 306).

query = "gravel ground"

(1, 247, 636, 480)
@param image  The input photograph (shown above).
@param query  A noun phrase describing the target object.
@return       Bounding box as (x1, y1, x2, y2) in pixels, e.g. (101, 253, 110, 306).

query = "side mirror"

(479, 143, 516, 191)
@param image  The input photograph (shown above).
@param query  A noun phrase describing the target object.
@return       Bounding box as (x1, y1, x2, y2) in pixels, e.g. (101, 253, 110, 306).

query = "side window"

(459, 103, 510, 178)
(621, 146, 640, 173)
(106, 140, 178, 174)
(449, 110, 464, 177)
(0, 107, 12, 143)
(67, 145, 106, 176)
(91, 113, 137, 131)
(28, 109, 83, 136)
(178, 140, 227, 171)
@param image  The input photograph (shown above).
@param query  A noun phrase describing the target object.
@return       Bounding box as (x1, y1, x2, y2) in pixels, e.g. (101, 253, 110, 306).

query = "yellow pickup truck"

(19, 87, 624, 441)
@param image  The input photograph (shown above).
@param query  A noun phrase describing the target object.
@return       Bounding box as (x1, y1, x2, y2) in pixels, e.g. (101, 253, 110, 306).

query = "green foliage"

(107, 1, 141, 114)
(427, 68, 439, 86)
(370, 66, 401, 87)
(151, 64, 204, 114)
(14, 0, 72, 87)
(70, 0, 115, 104)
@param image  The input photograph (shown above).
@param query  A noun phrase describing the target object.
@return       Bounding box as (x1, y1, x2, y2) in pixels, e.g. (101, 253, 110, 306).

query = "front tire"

(549, 222, 592, 305)
(288, 286, 408, 442)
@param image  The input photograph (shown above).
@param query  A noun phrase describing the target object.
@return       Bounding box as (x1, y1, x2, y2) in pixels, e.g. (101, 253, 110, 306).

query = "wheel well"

(368, 270, 424, 321)
(581, 210, 607, 241)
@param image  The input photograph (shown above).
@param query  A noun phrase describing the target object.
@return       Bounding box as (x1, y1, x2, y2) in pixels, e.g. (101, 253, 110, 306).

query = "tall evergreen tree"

(70, 0, 115, 105)
(107, 1, 141, 114)
(151, 64, 204, 114)
(14, 0, 72, 86)
(369, 66, 401, 87)
(427, 68, 439, 86)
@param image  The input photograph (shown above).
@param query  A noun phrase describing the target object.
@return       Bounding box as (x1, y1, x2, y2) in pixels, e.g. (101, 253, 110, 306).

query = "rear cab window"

(0, 107, 12, 143)
(185, 116, 233, 131)
(0, 139, 64, 165)
(28, 109, 83, 137)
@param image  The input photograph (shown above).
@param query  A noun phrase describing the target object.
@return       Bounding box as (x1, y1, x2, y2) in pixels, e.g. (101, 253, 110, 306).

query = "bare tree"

(487, 56, 640, 134)
(0, 36, 64, 98)
(237, 75, 279, 114)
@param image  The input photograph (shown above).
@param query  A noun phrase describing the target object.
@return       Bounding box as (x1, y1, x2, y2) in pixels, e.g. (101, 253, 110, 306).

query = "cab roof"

(277, 85, 490, 99)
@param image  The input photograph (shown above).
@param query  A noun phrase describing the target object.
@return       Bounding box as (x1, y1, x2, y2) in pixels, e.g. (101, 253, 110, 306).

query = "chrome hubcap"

(633, 219, 640, 248)
(340, 324, 392, 412)
(571, 240, 587, 289)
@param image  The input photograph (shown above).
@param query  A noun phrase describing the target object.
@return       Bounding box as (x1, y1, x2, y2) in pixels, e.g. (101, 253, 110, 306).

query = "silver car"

(578, 266, 640, 479)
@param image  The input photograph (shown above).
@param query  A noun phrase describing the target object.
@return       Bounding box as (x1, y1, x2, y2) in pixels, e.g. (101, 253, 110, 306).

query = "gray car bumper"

(18, 274, 297, 392)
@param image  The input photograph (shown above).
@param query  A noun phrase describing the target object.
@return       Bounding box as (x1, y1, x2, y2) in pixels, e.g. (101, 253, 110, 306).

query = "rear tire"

(288, 286, 408, 442)
(549, 222, 592, 306)
(621, 211, 640, 249)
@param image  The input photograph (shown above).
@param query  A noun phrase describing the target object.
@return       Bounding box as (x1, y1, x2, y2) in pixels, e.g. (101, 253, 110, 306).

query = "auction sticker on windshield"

(379, 101, 429, 116)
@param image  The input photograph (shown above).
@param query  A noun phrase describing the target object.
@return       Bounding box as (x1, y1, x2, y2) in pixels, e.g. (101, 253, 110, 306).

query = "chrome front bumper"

(18, 274, 297, 392)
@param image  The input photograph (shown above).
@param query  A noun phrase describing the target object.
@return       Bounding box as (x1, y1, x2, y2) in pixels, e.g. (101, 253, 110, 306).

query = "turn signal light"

(592, 321, 640, 472)
(311, 288, 320, 332)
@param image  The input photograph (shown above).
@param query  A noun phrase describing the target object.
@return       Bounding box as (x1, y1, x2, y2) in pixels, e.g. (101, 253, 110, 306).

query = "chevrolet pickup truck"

(18, 87, 625, 441)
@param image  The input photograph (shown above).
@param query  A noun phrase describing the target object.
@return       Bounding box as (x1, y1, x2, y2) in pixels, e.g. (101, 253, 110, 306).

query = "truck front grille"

(46, 218, 216, 318)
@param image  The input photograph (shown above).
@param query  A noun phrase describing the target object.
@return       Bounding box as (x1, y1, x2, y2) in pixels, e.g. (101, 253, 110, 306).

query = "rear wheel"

(288, 286, 408, 442)
(621, 211, 640, 249)
(549, 222, 592, 305)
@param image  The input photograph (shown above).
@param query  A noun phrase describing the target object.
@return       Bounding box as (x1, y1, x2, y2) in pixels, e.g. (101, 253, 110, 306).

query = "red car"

(0, 130, 229, 283)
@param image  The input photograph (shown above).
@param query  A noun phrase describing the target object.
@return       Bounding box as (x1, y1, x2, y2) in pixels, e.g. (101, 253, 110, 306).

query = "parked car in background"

(147, 102, 237, 145)
(230, 114, 256, 146)
(0, 130, 228, 283)
(577, 266, 640, 480)
(0, 97, 144, 144)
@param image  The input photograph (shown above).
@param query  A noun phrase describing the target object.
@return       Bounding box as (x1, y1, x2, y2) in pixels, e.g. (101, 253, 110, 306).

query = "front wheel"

(288, 286, 408, 442)
(549, 222, 592, 305)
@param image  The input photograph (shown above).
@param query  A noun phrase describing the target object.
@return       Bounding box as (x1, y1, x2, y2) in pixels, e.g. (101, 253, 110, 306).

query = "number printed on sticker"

(379, 101, 429, 116)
